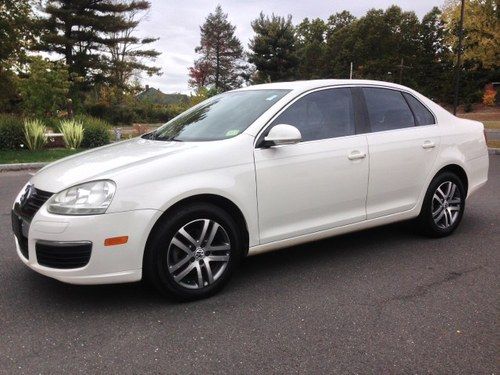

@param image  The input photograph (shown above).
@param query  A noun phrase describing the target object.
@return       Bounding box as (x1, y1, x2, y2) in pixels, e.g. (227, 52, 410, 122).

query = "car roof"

(235, 79, 411, 94)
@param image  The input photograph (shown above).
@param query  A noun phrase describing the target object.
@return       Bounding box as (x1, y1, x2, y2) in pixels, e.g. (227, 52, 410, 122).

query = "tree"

(416, 7, 453, 100)
(104, 2, 161, 93)
(0, 0, 36, 110)
(18, 57, 70, 117)
(188, 5, 246, 91)
(323, 11, 357, 79)
(38, 0, 156, 94)
(442, 0, 499, 69)
(295, 18, 327, 79)
(248, 13, 297, 83)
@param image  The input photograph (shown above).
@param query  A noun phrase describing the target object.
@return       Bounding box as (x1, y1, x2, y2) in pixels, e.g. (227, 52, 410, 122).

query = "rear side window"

(363, 88, 415, 132)
(402, 92, 435, 125)
(270, 88, 355, 142)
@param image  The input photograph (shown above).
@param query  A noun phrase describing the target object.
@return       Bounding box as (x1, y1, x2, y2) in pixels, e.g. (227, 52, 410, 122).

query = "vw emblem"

(20, 184, 34, 206)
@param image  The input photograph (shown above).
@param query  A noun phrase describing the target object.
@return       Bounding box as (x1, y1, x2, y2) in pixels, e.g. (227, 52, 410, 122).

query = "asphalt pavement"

(0, 157, 498, 374)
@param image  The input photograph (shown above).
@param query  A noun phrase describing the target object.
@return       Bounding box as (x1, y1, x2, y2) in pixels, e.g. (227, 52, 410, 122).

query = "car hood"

(31, 138, 199, 192)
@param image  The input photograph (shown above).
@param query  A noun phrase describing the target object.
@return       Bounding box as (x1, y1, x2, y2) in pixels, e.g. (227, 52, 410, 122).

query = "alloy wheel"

(166, 219, 231, 289)
(432, 181, 462, 229)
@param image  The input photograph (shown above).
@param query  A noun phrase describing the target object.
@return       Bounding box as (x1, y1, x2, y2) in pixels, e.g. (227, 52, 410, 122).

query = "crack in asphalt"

(371, 266, 484, 328)
(382, 266, 483, 304)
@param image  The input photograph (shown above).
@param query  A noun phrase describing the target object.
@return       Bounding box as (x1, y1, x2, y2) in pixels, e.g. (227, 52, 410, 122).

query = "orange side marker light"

(104, 236, 129, 246)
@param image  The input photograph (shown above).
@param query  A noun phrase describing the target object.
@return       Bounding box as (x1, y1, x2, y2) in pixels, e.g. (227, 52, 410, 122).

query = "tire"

(417, 171, 466, 237)
(144, 202, 244, 301)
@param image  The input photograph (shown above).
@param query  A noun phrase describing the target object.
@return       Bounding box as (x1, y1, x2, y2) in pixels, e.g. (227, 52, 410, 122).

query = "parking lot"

(0, 156, 498, 374)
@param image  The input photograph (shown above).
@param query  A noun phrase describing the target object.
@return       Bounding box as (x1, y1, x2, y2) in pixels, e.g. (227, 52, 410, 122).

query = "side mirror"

(263, 124, 302, 147)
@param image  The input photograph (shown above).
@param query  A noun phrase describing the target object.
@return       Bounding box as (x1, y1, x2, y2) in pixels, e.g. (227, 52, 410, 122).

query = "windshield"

(147, 89, 290, 142)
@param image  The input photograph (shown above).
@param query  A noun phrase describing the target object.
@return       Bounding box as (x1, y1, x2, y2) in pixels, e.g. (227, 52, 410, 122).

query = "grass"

(0, 148, 84, 164)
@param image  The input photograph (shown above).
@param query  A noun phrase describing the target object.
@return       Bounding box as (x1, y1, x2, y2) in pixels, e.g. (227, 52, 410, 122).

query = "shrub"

(59, 119, 84, 149)
(76, 115, 111, 148)
(23, 119, 47, 151)
(483, 89, 496, 106)
(0, 115, 24, 150)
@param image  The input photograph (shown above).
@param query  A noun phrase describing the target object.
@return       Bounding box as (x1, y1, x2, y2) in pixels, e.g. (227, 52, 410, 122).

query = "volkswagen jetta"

(12, 80, 489, 300)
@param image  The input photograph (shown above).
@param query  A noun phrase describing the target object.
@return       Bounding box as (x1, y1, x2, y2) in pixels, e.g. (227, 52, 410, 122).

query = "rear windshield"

(148, 89, 290, 142)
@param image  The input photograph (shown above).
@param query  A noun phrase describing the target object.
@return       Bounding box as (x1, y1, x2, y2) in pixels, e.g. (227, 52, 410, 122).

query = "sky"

(135, 0, 445, 94)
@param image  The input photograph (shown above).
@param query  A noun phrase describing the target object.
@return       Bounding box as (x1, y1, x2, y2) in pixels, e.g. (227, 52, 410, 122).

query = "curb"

(0, 162, 48, 172)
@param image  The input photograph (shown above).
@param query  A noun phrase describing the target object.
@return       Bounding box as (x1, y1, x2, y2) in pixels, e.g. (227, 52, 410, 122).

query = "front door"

(254, 87, 369, 244)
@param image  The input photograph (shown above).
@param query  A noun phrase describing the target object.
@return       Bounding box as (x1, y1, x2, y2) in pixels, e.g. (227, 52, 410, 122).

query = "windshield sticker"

(266, 95, 278, 101)
(225, 129, 240, 137)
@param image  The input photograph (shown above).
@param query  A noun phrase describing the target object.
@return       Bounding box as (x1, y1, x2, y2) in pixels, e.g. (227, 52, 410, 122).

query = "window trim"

(254, 86, 362, 148)
(254, 84, 438, 148)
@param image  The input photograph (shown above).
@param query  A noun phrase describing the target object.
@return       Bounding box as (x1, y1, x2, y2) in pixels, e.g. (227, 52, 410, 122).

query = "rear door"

(254, 87, 369, 244)
(361, 87, 441, 219)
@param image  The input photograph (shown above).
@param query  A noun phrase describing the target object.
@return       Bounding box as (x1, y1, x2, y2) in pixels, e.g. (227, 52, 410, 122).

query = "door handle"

(347, 151, 366, 160)
(422, 140, 435, 149)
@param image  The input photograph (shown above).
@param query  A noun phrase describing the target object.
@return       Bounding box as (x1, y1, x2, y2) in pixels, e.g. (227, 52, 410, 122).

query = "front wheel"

(144, 203, 244, 301)
(417, 172, 466, 237)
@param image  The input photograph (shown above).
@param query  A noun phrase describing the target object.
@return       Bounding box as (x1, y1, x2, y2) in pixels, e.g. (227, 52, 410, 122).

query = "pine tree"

(104, 5, 161, 93)
(38, 0, 160, 94)
(189, 5, 246, 91)
(248, 13, 297, 83)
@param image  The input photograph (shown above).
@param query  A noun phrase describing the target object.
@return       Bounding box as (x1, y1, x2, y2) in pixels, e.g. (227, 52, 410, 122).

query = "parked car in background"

(12, 80, 489, 300)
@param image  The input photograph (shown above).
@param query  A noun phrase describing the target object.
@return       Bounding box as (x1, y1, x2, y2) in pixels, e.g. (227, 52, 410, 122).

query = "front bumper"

(13, 206, 162, 285)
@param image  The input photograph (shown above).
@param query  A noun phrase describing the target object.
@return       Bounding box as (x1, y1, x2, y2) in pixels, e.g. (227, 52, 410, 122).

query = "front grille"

(36, 241, 92, 269)
(18, 187, 53, 222)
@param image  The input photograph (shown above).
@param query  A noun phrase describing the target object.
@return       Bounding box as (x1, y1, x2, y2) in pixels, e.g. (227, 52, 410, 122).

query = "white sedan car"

(12, 80, 489, 300)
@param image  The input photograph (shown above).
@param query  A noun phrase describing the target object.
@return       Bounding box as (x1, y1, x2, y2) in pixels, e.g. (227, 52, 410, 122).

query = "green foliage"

(23, 119, 47, 151)
(248, 13, 297, 83)
(39, 0, 161, 96)
(18, 57, 70, 117)
(0, 114, 24, 150)
(59, 119, 84, 149)
(0, 0, 35, 66)
(75, 115, 111, 148)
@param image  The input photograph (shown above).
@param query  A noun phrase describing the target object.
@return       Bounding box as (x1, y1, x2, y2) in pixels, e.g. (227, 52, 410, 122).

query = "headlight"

(47, 180, 116, 215)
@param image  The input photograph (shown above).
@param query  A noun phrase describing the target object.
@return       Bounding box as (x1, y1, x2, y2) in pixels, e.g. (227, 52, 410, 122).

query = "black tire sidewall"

(419, 172, 466, 237)
(146, 203, 243, 301)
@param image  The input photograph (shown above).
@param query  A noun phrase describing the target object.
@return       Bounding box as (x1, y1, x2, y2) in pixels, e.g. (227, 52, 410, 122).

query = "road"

(0, 157, 498, 374)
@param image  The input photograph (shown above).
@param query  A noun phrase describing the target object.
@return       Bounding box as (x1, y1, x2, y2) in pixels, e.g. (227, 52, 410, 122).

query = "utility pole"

(396, 57, 410, 84)
(453, 0, 466, 115)
(349, 62, 353, 79)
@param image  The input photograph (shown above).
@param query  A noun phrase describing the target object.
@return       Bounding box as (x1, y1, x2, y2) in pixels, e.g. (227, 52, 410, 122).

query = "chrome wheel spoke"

(207, 243, 230, 251)
(206, 222, 220, 249)
(208, 254, 230, 262)
(199, 219, 210, 244)
(203, 258, 214, 284)
(174, 262, 196, 283)
(178, 228, 198, 248)
(195, 262, 203, 288)
(169, 255, 191, 272)
(171, 237, 193, 255)
(167, 218, 231, 290)
(433, 193, 443, 205)
(432, 205, 444, 218)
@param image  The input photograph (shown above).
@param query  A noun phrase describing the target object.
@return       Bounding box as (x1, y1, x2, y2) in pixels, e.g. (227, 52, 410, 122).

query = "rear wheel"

(417, 172, 466, 237)
(144, 203, 244, 300)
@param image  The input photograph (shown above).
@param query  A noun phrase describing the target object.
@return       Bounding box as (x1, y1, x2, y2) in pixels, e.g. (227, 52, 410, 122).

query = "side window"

(363, 88, 415, 132)
(402, 92, 435, 126)
(269, 88, 355, 142)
